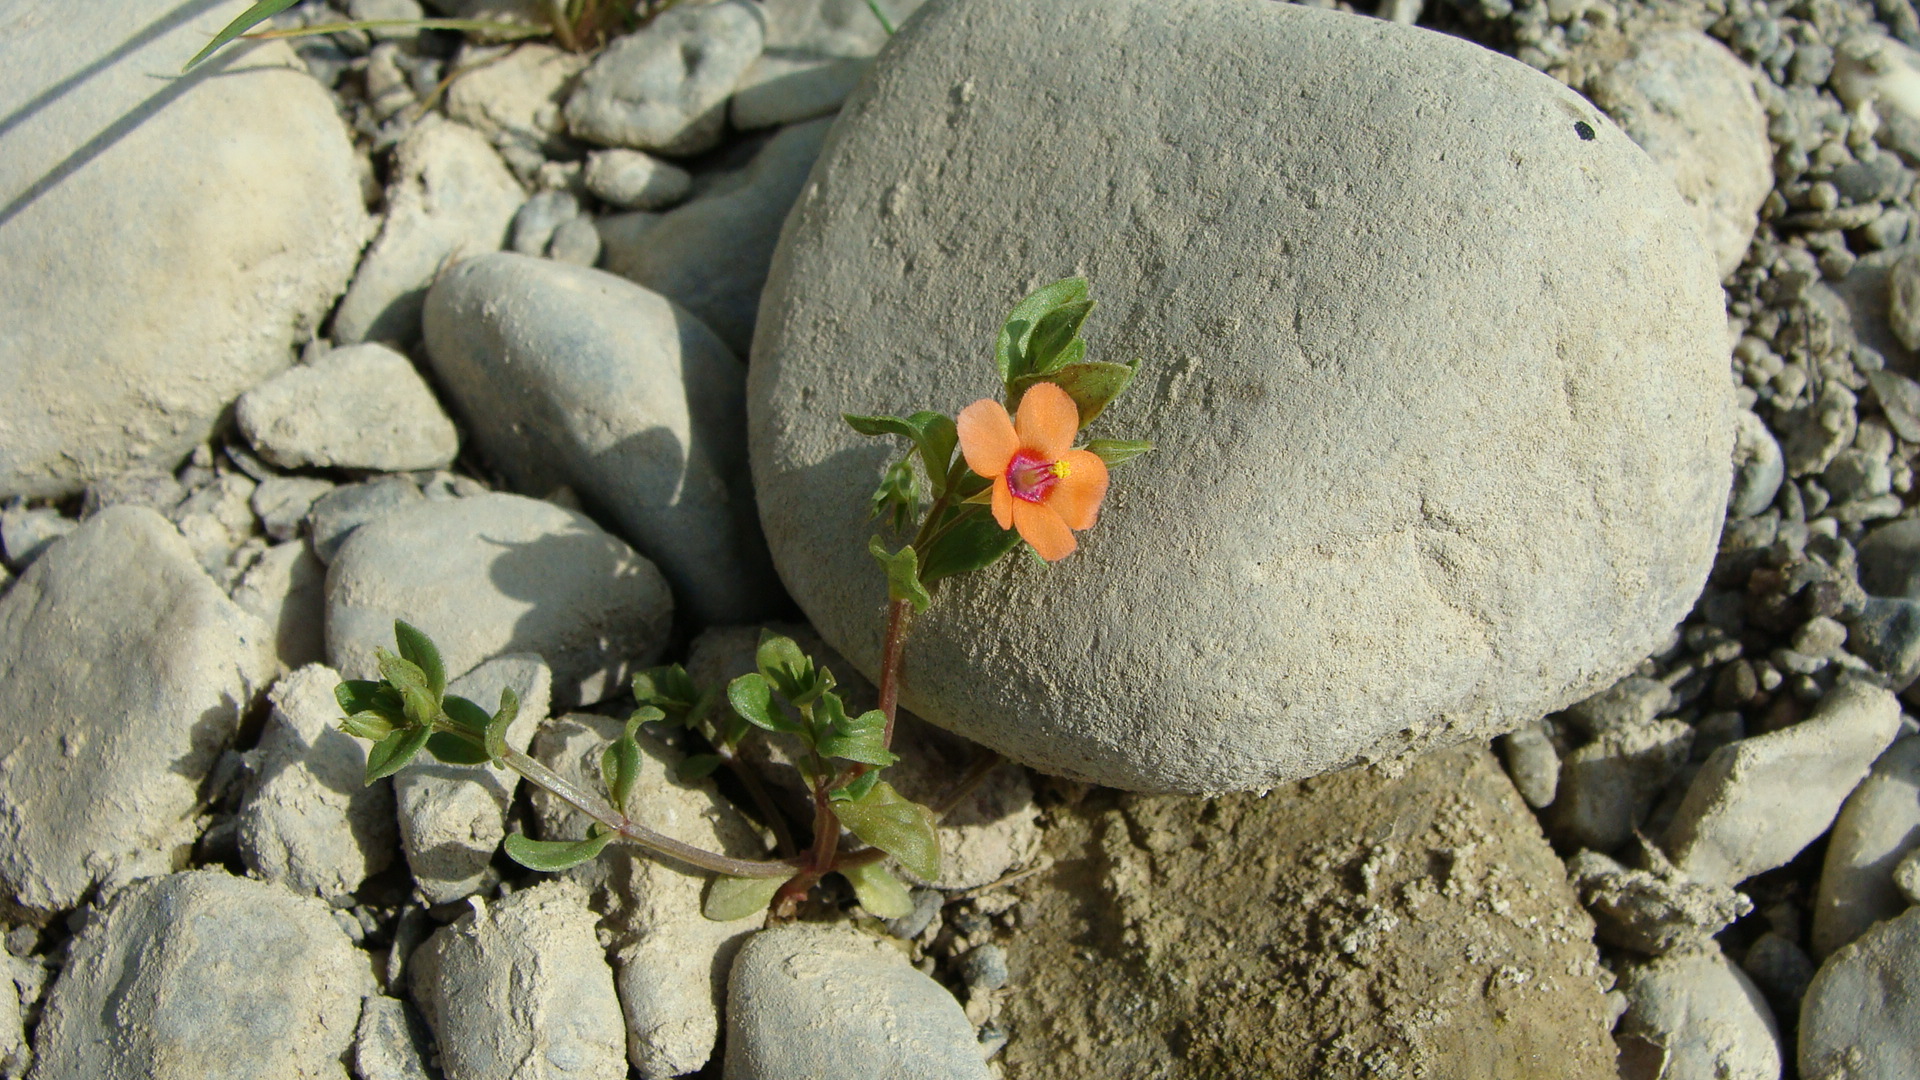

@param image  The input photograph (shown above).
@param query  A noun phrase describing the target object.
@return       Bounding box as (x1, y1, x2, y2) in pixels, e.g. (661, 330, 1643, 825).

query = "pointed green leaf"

(183, 0, 302, 71)
(816, 696, 897, 767)
(339, 711, 396, 742)
(845, 411, 960, 497)
(916, 509, 1025, 584)
(1026, 298, 1095, 375)
(868, 537, 932, 611)
(441, 694, 490, 737)
(503, 830, 614, 872)
(756, 633, 809, 685)
(365, 724, 432, 783)
(484, 687, 519, 762)
(1009, 360, 1136, 429)
(870, 456, 920, 533)
(841, 861, 913, 919)
(727, 673, 802, 735)
(997, 277, 1089, 382)
(831, 781, 939, 881)
(676, 753, 725, 782)
(626, 705, 665, 737)
(633, 665, 701, 717)
(375, 649, 438, 726)
(392, 621, 446, 700)
(829, 768, 883, 804)
(1084, 439, 1155, 466)
(336, 680, 387, 716)
(704, 873, 788, 921)
(426, 732, 491, 765)
(602, 737, 641, 812)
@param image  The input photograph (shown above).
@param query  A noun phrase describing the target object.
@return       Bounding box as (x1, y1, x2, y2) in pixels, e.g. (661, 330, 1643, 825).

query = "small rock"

(959, 943, 1009, 992)
(1730, 409, 1786, 518)
(564, 0, 766, 155)
(1497, 722, 1560, 808)
(1549, 718, 1693, 852)
(1799, 905, 1920, 1080)
(1615, 945, 1782, 1080)
(445, 42, 587, 158)
(1834, 32, 1920, 127)
(1567, 848, 1752, 956)
(1856, 517, 1920, 598)
(1895, 847, 1920, 902)
(29, 871, 371, 1079)
(1867, 367, 1920, 442)
(1740, 931, 1815, 1020)
(1890, 251, 1920, 352)
(884, 887, 944, 942)
(1664, 679, 1902, 885)
(250, 476, 335, 543)
(307, 475, 425, 563)
(511, 190, 582, 256)
(1565, 674, 1673, 737)
(1793, 616, 1849, 659)
(1784, 384, 1859, 478)
(353, 995, 436, 1080)
(723, 923, 991, 1080)
(325, 492, 670, 705)
(236, 344, 459, 472)
(762, 0, 922, 58)
(0, 506, 73, 572)
(167, 470, 258, 576)
(1812, 736, 1920, 958)
(1821, 447, 1892, 505)
(332, 116, 525, 344)
(583, 148, 691, 210)
(1831, 155, 1912, 205)
(411, 882, 627, 1080)
(548, 215, 602, 266)
(237, 664, 398, 902)
(731, 54, 871, 129)
(80, 469, 184, 518)
(0, 508, 278, 917)
(1845, 597, 1920, 688)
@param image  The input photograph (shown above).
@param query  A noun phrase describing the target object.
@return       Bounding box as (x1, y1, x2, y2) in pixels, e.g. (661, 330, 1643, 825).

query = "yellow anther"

(1050, 460, 1072, 479)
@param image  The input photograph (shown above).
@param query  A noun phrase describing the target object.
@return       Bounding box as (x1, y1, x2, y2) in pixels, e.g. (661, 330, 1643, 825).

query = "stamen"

(1005, 450, 1061, 503)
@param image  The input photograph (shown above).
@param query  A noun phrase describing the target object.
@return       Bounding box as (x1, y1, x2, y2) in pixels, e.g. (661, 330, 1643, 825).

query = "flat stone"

(563, 0, 766, 156)
(325, 492, 670, 706)
(0, 507, 278, 918)
(237, 664, 398, 903)
(1615, 945, 1783, 1080)
(30, 870, 371, 1080)
(603, 117, 831, 355)
(423, 254, 779, 625)
(1664, 679, 1902, 885)
(583, 149, 691, 210)
(748, 0, 1732, 792)
(0, 2, 371, 498)
(1799, 905, 1920, 1080)
(724, 922, 990, 1080)
(307, 476, 425, 563)
(445, 42, 587, 157)
(332, 116, 524, 345)
(411, 881, 627, 1080)
(1812, 735, 1920, 959)
(236, 344, 459, 472)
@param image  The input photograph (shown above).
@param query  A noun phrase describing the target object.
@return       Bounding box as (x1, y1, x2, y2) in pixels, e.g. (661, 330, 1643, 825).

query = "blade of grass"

(241, 19, 554, 42)
(863, 0, 896, 35)
(183, 0, 302, 71)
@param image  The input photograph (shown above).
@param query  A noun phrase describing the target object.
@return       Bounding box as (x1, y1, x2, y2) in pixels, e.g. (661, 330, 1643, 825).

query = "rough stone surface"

(233, 539, 329, 671)
(236, 344, 459, 472)
(445, 42, 587, 158)
(237, 664, 397, 902)
(30, 870, 371, 1080)
(1664, 679, 1902, 885)
(997, 743, 1616, 1076)
(1799, 905, 1920, 1080)
(332, 116, 524, 344)
(563, 0, 765, 156)
(353, 995, 436, 1080)
(392, 655, 549, 904)
(1812, 735, 1920, 959)
(412, 881, 627, 1080)
(763, 0, 925, 58)
(0, 1, 372, 498)
(1567, 848, 1752, 956)
(748, 0, 1733, 793)
(0, 507, 278, 918)
(1549, 718, 1694, 852)
(724, 923, 989, 1080)
(1615, 945, 1783, 1080)
(325, 492, 670, 707)
(603, 117, 831, 355)
(1584, 28, 1771, 279)
(423, 254, 778, 625)
(1730, 408, 1786, 518)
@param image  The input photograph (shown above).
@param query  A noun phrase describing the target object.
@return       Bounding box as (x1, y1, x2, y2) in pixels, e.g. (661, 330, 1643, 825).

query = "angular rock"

(237, 664, 398, 902)
(0, 3, 371, 499)
(1783, 385, 1858, 479)
(1812, 736, 1920, 959)
(30, 870, 371, 1080)
(0, 507, 278, 918)
(602, 117, 832, 355)
(236, 344, 459, 472)
(332, 116, 524, 344)
(445, 42, 587, 158)
(1615, 945, 1782, 1080)
(1665, 679, 1902, 885)
(564, 0, 765, 156)
(251, 476, 335, 543)
(392, 655, 549, 904)
(724, 923, 989, 1080)
(169, 469, 259, 578)
(353, 995, 436, 1080)
(583, 149, 691, 210)
(1799, 905, 1920, 1080)
(411, 881, 627, 1080)
(1564, 675, 1673, 738)
(325, 492, 670, 706)
(308, 476, 425, 563)
(1586, 29, 1771, 279)
(748, 0, 1732, 793)
(423, 254, 779, 625)
(1549, 718, 1693, 853)
(1567, 848, 1751, 955)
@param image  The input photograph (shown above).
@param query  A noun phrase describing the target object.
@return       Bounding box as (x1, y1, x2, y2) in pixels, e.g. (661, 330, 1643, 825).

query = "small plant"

(336, 277, 1150, 922)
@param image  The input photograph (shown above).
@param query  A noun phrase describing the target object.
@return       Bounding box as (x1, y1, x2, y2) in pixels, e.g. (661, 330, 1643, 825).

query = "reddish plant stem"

(877, 597, 913, 748)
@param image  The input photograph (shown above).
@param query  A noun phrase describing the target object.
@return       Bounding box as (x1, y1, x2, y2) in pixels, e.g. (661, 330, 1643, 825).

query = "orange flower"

(956, 382, 1110, 561)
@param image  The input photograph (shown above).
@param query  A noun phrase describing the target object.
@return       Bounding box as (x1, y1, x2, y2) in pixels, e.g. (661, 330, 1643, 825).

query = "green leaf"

(815, 695, 897, 767)
(339, 711, 396, 742)
(831, 781, 940, 881)
(862, 0, 897, 35)
(829, 769, 882, 804)
(183, 0, 301, 71)
(845, 411, 960, 496)
(441, 694, 490, 737)
(1009, 360, 1137, 428)
(917, 509, 1025, 584)
(704, 873, 788, 921)
(365, 724, 432, 783)
(841, 861, 914, 919)
(1085, 439, 1155, 466)
(485, 687, 519, 762)
(602, 736, 641, 812)
(336, 680, 389, 717)
(997, 277, 1089, 382)
(728, 673, 802, 735)
(676, 753, 725, 782)
(425, 732, 492, 765)
(869, 456, 920, 533)
(633, 665, 701, 717)
(375, 648, 438, 727)
(503, 830, 614, 872)
(868, 537, 932, 611)
(1026, 298, 1095, 375)
(756, 633, 833, 705)
(392, 621, 446, 700)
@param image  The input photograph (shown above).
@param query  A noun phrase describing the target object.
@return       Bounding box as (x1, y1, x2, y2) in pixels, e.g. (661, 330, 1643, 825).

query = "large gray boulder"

(0, 0, 372, 498)
(1799, 905, 1920, 1080)
(747, 0, 1733, 792)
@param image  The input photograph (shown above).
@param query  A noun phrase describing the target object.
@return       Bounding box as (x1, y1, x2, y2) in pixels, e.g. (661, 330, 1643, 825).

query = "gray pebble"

(959, 943, 1010, 992)
(1615, 945, 1782, 1080)
(1739, 931, 1815, 1019)
(583, 148, 690, 210)
(1784, 385, 1859, 478)
(1856, 517, 1920, 598)
(1866, 368, 1920, 444)
(1847, 597, 1920, 689)
(1894, 847, 1920, 903)
(564, 0, 766, 156)
(306, 475, 424, 562)
(1890, 249, 1920, 351)
(1496, 722, 1560, 808)
(885, 888, 946, 942)
(237, 343, 459, 473)
(1691, 712, 1747, 761)
(352, 994, 436, 1080)
(80, 469, 183, 518)
(249, 476, 334, 542)
(1831, 155, 1911, 204)
(1564, 675, 1673, 738)
(547, 214, 602, 266)
(1550, 718, 1693, 852)
(1730, 409, 1786, 518)
(1821, 448, 1892, 505)
(1812, 736, 1920, 958)
(511, 190, 581, 256)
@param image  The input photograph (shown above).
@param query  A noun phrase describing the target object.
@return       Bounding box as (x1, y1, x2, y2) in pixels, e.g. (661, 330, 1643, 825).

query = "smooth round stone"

(748, 0, 1732, 792)
(1800, 906, 1920, 1080)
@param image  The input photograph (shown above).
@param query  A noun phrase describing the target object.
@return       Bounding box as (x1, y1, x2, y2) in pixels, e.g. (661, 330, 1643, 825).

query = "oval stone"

(748, 0, 1732, 792)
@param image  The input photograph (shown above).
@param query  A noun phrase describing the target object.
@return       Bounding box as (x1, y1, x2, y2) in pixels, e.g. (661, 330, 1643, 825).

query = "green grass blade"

(863, 0, 896, 36)
(183, 0, 302, 72)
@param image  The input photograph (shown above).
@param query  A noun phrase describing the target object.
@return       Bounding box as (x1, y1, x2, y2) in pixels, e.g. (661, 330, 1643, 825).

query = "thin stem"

(935, 749, 1004, 820)
(497, 746, 796, 878)
(720, 747, 799, 858)
(877, 598, 913, 748)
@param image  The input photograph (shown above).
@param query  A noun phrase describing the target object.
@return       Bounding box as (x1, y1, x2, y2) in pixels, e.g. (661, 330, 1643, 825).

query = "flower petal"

(1046, 449, 1109, 530)
(1012, 499, 1077, 561)
(1014, 381, 1079, 461)
(991, 475, 1014, 530)
(957, 399, 1018, 481)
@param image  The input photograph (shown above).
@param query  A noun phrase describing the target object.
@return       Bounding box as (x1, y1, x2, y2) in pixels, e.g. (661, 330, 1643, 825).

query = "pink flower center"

(1006, 451, 1062, 503)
